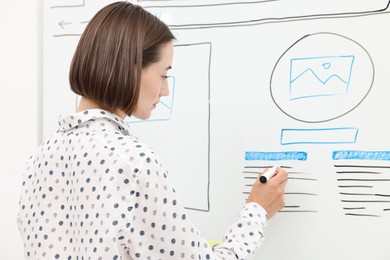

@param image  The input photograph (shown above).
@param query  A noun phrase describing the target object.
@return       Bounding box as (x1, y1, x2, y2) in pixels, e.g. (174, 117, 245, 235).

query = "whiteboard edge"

(37, 0, 44, 145)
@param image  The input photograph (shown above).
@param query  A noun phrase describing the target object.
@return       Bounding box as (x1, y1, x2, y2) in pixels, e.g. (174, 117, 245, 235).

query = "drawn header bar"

(140, 0, 390, 29)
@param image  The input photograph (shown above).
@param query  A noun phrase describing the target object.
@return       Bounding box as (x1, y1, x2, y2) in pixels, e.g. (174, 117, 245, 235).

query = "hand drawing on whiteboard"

(41, 1, 390, 259)
(243, 153, 320, 213)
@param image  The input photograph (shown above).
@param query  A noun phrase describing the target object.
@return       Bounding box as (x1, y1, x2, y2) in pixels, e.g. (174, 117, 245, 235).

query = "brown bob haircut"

(69, 1, 175, 116)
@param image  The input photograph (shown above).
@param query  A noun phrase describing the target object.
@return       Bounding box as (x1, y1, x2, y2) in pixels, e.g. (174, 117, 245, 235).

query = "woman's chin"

(133, 112, 151, 121)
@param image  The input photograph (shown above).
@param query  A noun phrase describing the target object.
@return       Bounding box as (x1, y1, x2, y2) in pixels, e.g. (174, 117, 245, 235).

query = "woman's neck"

(77, 97, 127, 119)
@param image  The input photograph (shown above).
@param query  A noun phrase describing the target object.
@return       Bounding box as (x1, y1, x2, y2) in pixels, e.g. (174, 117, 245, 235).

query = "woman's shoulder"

(103, 130, 155, 154)
(95, 130, 164, 168)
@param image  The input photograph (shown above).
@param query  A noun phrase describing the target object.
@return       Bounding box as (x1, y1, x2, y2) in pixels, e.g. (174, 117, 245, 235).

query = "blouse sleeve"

(116, 145, 268, 260)
(212, 202, 268, 259)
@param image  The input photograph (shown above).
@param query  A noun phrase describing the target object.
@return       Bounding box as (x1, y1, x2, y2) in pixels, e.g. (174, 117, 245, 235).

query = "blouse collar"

(57, 109, 132, 136)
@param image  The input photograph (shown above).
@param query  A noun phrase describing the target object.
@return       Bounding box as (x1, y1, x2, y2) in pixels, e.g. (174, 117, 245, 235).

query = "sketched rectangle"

(141, 0, 389, 29)
(333, 150, 390, 160)
(281, 127, 358, 145)
(127, 43, 212, 212)
(289, 55, 354, 100)
(245, 151, 307, 161)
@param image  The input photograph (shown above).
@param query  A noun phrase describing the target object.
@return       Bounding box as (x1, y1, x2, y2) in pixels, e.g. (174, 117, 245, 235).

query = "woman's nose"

(160, 78, 170, 97)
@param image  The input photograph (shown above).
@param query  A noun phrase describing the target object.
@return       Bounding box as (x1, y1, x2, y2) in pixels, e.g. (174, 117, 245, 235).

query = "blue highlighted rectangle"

(245, 151, 307, 161)
(333, 151, 390, 161)
(281, 127, 358, 145)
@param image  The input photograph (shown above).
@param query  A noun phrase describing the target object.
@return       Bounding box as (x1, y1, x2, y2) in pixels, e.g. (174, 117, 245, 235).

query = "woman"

(17, 2, 288, 259)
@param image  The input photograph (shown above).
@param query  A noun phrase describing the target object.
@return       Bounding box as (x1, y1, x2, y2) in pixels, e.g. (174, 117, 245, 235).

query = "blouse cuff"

(213, 202, 268, 260)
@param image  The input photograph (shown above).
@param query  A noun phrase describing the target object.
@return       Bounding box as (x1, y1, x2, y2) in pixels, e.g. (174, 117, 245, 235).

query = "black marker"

(259, 165, 278, 183)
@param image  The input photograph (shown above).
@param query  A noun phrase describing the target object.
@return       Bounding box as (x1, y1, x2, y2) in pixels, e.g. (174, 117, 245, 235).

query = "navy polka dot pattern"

(17, 109, 268, 259)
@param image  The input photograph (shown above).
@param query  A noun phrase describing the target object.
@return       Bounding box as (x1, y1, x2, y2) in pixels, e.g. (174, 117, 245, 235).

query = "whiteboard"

(42, 1, 390, 259)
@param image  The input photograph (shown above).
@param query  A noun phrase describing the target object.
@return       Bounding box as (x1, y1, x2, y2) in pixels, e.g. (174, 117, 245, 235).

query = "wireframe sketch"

(270, 32, 374, 123)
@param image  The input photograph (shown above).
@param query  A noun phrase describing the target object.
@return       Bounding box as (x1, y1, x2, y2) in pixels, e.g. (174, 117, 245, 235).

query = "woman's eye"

(162, 75, 169, 80)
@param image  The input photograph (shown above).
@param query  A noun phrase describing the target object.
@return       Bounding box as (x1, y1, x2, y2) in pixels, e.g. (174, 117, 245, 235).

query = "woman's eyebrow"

(165, 65, 172, 70)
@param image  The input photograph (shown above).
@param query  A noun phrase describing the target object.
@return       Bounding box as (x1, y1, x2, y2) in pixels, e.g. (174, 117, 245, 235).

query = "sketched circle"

(270, 32, 374, 123)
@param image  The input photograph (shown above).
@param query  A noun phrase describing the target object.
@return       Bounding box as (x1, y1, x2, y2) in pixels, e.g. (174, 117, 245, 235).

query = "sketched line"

(337, 178, 390, 181)
(345, 213, 380, 217)
(143, 0, 280, 8)
(284, 205, 300, 208)
(244, 177, 258, 180)
(242, 191, 308, 196)
(384, 209, 390, 211)
(340, 192, 390, 197)
(184, 206, 209, 212)
(288, 177, 318, 181)
(50, 0, 86, 9)
(285, 192, 318, 196)
(53, 34, 82, 38)
(244, 165, 275, 169)
(58, 20, 72, 29)
(244, 165, 292, 169)
(280, 210, 318, 213)
(243, 170, 305, 175)
(287, 171, 312, 174)
(168, 8, 390, 30)
(336, 171, 382, 174)
(334, 164, 390, 168)
(341, 200, 390, 203)
(291, 68, 347, 85)
(343, 207, 365, 210)
(338, 185, 373, 188)
(159, 100, 172, 110)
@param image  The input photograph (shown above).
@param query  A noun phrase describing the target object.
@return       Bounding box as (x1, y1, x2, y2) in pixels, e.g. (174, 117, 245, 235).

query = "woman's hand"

(246, 167, 288, 219)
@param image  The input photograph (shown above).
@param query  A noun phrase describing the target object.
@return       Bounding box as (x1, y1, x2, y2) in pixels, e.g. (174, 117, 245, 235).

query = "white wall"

(0, 1, 39, 259)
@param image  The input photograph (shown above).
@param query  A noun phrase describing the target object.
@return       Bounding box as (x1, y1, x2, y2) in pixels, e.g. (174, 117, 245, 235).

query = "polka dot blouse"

(17, 109, 268, 259)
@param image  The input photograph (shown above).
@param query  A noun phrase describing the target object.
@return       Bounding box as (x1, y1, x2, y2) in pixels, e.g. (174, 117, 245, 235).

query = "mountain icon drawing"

(289, 55, 355, 100)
